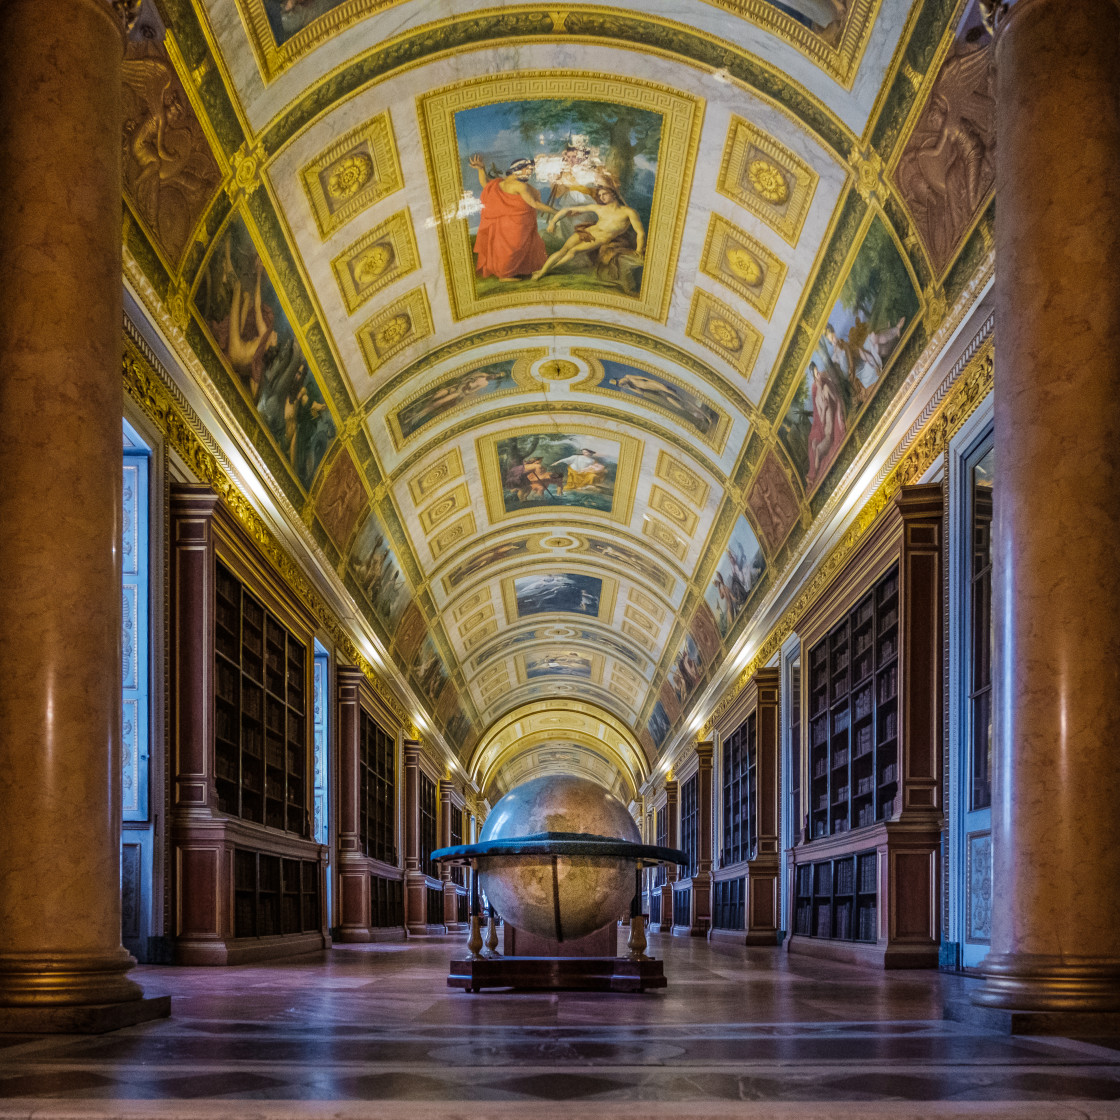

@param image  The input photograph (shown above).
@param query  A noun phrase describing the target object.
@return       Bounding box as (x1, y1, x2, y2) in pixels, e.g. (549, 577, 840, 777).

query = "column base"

(973, 953, 1120, 1013)
(0, 949, 143, 1008)
(0, 994, 170, 1035)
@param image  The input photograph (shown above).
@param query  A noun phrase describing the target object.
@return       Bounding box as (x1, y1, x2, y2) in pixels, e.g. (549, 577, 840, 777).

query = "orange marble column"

(0, 0, 166, 1028)
(975, 0, 1120, 1013)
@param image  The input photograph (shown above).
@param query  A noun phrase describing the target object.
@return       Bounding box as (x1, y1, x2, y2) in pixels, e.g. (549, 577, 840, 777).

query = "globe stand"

(464, 864, 484, 962)
(447, 953, 666, 993)
(627, 867, 651, 963)
(449, 869, 665, 992)
(482, 904, 501, 958)
(433, 805, 687, 995)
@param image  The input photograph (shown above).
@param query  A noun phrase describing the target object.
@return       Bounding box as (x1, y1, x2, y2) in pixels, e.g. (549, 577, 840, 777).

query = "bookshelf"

(420, 773, 438, 879)
(789, 483, 943, 968)
(233, 849, 320, 939)
(712, 667, 781, 944)
(359, 708, 396, 865)
(679, 773, 698, 882)
(214, 561, 307, 837)
(336, 665, 404, 943)
(806, 564, 899, 842)
(721, 712, 757, 867)
(792, 851, 877, 943)
(170, 486, 327, 965)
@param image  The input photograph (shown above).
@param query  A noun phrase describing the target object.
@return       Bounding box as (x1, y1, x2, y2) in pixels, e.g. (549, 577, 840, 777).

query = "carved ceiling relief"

(121, 0, 983, 771)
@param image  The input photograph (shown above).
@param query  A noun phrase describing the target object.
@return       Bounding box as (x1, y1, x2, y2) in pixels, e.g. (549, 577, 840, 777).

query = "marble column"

(334, 668, 370, 942)
(402, 739, 427, 935)
(975, 0, 1120, 1014)
(0, 0, 167, 1030)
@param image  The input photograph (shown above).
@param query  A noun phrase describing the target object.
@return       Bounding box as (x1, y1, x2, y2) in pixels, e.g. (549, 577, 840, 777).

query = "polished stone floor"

(1, 932, 1119, 1119)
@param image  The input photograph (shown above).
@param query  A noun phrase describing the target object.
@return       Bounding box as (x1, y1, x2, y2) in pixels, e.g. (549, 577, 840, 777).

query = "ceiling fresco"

(125, 0, 995, 791)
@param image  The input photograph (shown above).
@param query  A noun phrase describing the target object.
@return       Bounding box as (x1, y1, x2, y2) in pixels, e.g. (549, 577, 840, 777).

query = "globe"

(477, 774, 641, 942)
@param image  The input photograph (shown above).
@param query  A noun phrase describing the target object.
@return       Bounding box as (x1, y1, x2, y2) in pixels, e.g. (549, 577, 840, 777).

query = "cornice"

(122, 324, 424, 736)
(699, 329, 993, 735)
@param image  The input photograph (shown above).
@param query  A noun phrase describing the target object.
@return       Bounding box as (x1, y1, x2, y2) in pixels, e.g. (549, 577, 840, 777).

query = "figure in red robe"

(468, 154, 555, 280)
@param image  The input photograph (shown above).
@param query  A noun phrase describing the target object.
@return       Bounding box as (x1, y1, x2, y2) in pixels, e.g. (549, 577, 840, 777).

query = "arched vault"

(470, 701, 651, 806)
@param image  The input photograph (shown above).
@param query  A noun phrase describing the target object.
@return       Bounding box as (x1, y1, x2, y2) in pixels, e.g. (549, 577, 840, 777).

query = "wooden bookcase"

(359, 708, 396, 866)
(336, 665, 404, 943)
(403, 740, 448, 934)
(670, 745, 714, 937)
(214, 560, 308, 835)
(805, 565, 900, 843)
(788, 483, 943, 968)
(712, 667, 781, 945)
(170, 485, 328, 965)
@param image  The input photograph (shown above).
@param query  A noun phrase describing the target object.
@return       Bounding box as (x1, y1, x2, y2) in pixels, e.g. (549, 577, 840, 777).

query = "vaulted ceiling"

(125, 0, 994, 790)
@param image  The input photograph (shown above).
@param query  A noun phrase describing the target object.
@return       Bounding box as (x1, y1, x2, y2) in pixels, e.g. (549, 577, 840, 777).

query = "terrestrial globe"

(477, 774, 640, 942)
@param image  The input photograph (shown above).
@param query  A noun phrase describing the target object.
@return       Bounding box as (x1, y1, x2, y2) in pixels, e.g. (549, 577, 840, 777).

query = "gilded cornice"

(121, 329, 416, 731)
(701, 333, 993, 735)
(250, 8, 855, 162)
(361, 320, 757, 424)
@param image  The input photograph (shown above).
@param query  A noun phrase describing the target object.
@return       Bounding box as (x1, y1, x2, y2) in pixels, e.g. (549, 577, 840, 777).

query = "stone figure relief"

(895, 5, 995, 275)
(748, 450, 802, 553)
(315, 449, 366, 548)
(122, 37, 221, 266)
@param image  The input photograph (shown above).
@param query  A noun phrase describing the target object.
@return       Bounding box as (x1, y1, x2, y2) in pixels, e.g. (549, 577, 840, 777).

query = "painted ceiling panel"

(127, 0, 994, 774)
(200, 0, 911, 135)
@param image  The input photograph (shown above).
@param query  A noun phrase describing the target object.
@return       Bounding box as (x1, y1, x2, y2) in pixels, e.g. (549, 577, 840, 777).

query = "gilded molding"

(121, 331, 413, 728)
(417, 70, 702, 324)
(698, 213, 787, 321)
(702, 334, 993, 733)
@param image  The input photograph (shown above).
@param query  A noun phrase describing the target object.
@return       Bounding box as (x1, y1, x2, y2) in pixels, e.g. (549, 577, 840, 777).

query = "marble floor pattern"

(1, 932, 1119, 1120)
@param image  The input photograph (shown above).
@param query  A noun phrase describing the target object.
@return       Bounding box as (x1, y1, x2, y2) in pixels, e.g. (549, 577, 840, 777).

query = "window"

(680, 774, 699, 878)
(720, 714, 757, 866)
(969, 446, 994, 810)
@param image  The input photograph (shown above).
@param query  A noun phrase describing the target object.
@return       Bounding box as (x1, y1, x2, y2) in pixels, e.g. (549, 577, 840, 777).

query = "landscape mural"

(525, 651, 593, 680)
(259, 0, 346, 45)
(573, 629, 646, 667)
(779, 216, 920, 491)
(411, 635, 449, 704)
(647, 701, 671, 750)
(705, 516, 766, 638)
(470, 627, 540, 668)
(497, 433, 618, 514)
(581, 536, 673, 593)
(454, 98, 661, 298)
(196, 214, 335, 489)
(593, 358, 723, 443)
(349, 509, 410, 630)
(769, 0, 850, 44)
(393, 358, 519, 442)
(445, 536, 532, 591)
(514, 573, 602, 618)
